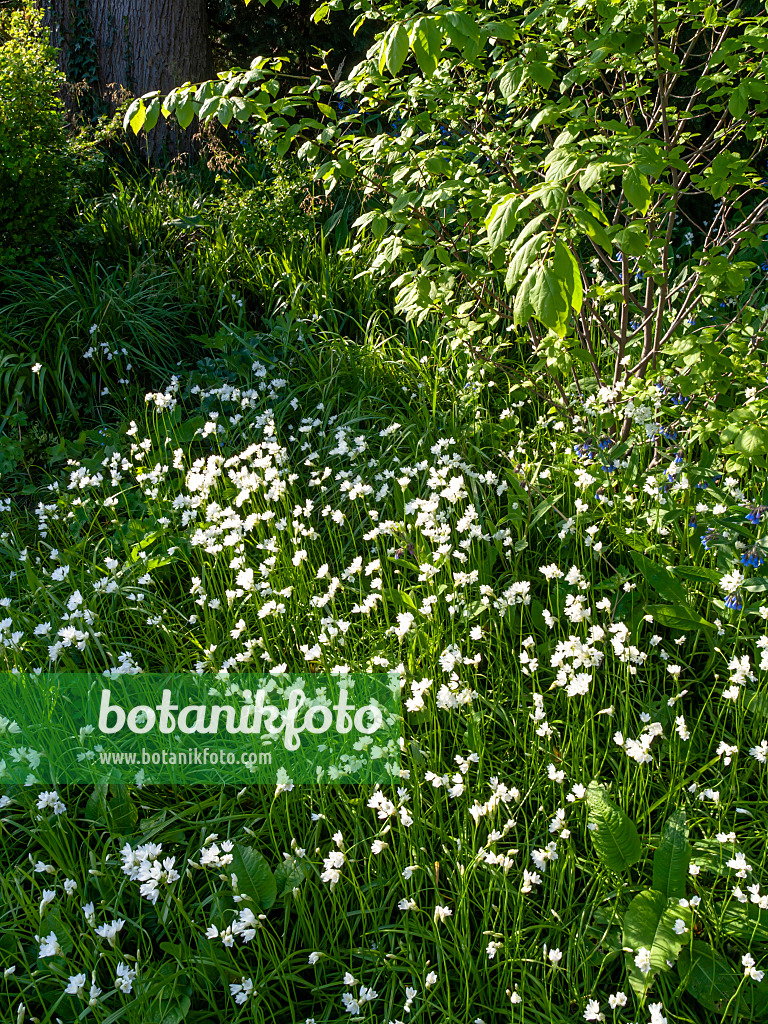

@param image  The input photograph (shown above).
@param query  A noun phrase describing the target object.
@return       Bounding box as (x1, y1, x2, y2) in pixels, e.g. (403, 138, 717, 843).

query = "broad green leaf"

(230, 845, 277, 910)
(691, 839, 734, 879)
(585, 781, 642, 872)
(630, 551, 688, 605)
(381, 23, 409, 76)
(580, 159, 611, 190)
(733, 424, 768, 456)
(274, 855, 309, 897)
(679, 941, 768, 1016)
(513, 264, 537, 326)
(645, 604, 715, 631)
(410, 17, 442, 78)
(570, 207, 612, 253)
(719, 901, 768, 943)
(530, 259, 571, 336)
(143, 95, 161, 132)
(678, 942, 739, 1014)
(729, 83, 749, 119)
(485, 195, 518, 249)
(498, 62, 525, 100)
(485, 20, 518, 40)
(217, 99, 233, 126)
(528, 62, 554, 89)
(623, 889, 692, 999)
(622, 166, 652, 214)
(176, 97, 196, 129)
(127, 98, 146, 135)
(553, 238, 583, 313)
(505, 232, 547, 291)
(653, 810, 690, 899)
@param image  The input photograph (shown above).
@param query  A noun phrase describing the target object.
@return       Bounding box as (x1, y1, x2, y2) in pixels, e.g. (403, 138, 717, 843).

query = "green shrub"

(0, 1, 71, 260)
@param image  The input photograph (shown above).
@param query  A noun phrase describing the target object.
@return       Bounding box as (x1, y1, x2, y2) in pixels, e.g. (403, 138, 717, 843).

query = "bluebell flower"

(741, 546, 765, 568)
(746, 504, 767, 524)
(597, 437, 612, 451)
(725, 593, 743, 611)
(701, 528, 720, 551)
(688, 515, 696, 530)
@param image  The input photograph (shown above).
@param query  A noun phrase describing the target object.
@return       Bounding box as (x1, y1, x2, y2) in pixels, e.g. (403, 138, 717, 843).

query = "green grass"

(1, 148, 768, 1024)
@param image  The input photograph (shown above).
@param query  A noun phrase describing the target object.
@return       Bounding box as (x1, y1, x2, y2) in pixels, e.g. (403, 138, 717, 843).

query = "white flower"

(95, 918, 124, 947)
(308, 951, 322, 965)
(547, 947, 563, 964)
(634, 947, 652, 974)
(433, 905, 452, 924)
(648, 1003, 667, 1024)
(65, 973, 86, 997)
(114, 962, 136, 993)
(584, 998, 604, 1021)
(37, 931, 61, 958)
(229, 977, 254, 1004)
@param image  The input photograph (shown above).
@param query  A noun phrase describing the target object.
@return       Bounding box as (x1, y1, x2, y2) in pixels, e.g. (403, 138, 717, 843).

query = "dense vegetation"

(2, 0, 768, 1022)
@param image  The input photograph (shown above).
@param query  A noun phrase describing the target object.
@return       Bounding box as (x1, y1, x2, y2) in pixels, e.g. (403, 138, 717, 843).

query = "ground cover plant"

(2, 0, 768, 1022)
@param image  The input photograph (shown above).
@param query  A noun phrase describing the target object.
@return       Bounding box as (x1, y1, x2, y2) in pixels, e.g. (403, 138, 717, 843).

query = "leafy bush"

(0, 1, 71, 260)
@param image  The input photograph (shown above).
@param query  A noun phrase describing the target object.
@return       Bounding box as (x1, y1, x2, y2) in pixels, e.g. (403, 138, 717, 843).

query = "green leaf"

(317, 102, 337, 120)
(505, 232, 547, 291)
(678, 942, 739, 1014)
(719, 901, 768, 943)
(382, 23, 409, 76)
(729, 83, 749, 119)
(485, 194, 518, 249)
(630, 551, 688, 605)
(230, 845, 277, 910)
(530, 259, 572, 336)
(528, 62, 554, 89)
(143, 95, 161, 132)
(653, 810, 690, 899)
(410, 17, 442, 78)
(176, 97, 195, 129)
(645, 604, 715, 631)
(274, 855, 309, 896)
(498, 62, 525, 100)
(622, 166, 652, 215)
(623, 889, 692, 999)
(513, 264, 537, 326)
(126, 98, 146, 135)
(679, 941, 768, 1016)
(571, 207, 612, 253)
(553, 238, 582, 313)
(585, 781, 642, 873)
(733, 424, 768, 456)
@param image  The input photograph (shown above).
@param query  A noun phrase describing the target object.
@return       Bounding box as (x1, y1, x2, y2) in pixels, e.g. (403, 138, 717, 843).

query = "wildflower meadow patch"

(3, 0, 768, 1020)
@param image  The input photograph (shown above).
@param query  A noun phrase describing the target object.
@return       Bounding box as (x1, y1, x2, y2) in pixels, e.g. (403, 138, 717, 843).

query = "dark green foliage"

(0, 2, 72, 260)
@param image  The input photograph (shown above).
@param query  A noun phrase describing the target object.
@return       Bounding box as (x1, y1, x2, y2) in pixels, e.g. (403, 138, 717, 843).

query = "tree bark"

(43, 0, 213, 159)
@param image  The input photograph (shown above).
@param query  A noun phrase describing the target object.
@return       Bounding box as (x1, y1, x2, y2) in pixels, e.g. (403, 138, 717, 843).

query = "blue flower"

(725, 593, 743, 611)
(688, 515, 696, 530)
(741, 546, 764, 568)
(746, 504, 767, 524)
(701, 528, 720, 551)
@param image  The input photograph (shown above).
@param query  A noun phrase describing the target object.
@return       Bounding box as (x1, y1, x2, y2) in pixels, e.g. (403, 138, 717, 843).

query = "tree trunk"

(43, 0, 213, 159)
